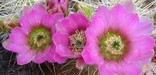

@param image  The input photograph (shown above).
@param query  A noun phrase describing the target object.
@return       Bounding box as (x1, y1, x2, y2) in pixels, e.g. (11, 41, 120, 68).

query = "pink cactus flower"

(53, 13, 90, 69)
(82, 2, 155, 75)
(153, 41, 156, 60)
(46, 0, 69, 15)
(2, 3, 63, 65)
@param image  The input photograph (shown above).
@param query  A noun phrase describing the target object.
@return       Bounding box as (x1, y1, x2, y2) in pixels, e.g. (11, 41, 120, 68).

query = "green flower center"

(69, 30, 86, 54)
(100, 32, 127, 61)
(28, 26, 51, 51)
(112, 41, 120, 50)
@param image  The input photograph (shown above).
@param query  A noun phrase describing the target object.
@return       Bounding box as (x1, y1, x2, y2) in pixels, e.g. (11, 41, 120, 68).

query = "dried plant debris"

(141, 62, 156, 75)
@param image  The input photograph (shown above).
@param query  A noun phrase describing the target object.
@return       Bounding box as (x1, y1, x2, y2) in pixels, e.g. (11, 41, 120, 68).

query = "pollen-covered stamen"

(100, 32, 127, 61)
(34, 32, 47, 47)
(28, 26, 51, 51)
(105, 34, 124, 55)
(69, 30, 86, 54)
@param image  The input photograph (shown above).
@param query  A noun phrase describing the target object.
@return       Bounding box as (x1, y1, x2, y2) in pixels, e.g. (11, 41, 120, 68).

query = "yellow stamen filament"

(105, 34, 124, 55)
(34, 31, 47, 47)
(69, 30, 86, 54)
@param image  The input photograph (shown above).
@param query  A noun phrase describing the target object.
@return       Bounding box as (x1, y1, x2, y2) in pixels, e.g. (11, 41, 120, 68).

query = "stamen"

(28, 26, 51, 51)
(69, 30, 86, 54)
(100, 32, 127, 61)
(34, 31, 47, 47)
(105, 34, 124, 55)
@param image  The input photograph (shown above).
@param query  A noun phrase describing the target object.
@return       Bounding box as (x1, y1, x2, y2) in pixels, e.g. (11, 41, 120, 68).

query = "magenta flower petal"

(17, 50, 35, 65)
(98, 65, 113, 75)
(51, 13, 64, 34)
(85, 28, 98, 45)
(124, 37, 154, 64)
(109, 4, 128, 30)
(123, 0, 135, 13)
(26, 11, 42, 27)
(19, 17, 33, 34)
(121, 64, 141, 75)
(82, 43, 103, 65)
(2, 39, 30, 53)
(82, 2, 154, 74)
(137, 19, 153, 36)
(20, 3, 50, 34)
(53, 52, 67, 64)
(109, 4, 139, 33)
(46, 0, 69, 14)
(76, 57, 85, 69)
(47, 45, 55, 62)
(33, 2, 48, 15)
(20, 11, 42, 33)
(41, 13, 63, 29)
(9, 27, 27, 44)
(32, 46, 51, 64)
(41, 14, 52, 28)
(55, 45, 76, 58)
(3, 3, 63, 65)
(82, 46, 95, 64)
(124, 45, 140, 63)
(56, 16, 78, 33)
(90, 6, 109, 37)
(53, 32, 69, 46)
(133, 36, 154, 64)
(53, 13, 90, 65)
(52, 13, 64, 22)
(22, 6, 32, 16)
(69, 13, 89, 29)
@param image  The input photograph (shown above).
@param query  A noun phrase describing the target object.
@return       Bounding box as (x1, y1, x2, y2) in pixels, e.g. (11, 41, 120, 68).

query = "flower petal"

(82, 44, 103, 65)
(41, 13, 63, 29)
(136, 36, 154, 64)
(98, 64, 113, 75)
(123, 0, 136, 13)
(52, 13, 64, 23)
(32, 46, 51, 64)
(22, 6, 32, 16)
(110, 4, 139, 34)
(2, 39, 30, 53)
(125, 36, 154, 64)
(90, 6, 109, 37)
(9, 27, 27, 44)
(121, 63, 141, 75)
(17, 50, 35, 65)
(110, 4, 129, 30)
(26, 10, 42, 27)
(41, 14, 53, 28)
(56, 13, 89, 34)
(137, 19, 153, 36)
(19, 16, 33, 34)
(55, 45, 76, 58)
(53, 52, 67, 64)
(119, 14, 139, 40)
(20, 11, 42, 33)
(76, 57, 86, 69)
(85, 28, 98, 44)
(33, 2, 48, 15)
(53, 31, 69, 46)
(56, 16, 78, 34)
(47, 45, 55, 62)
(69, 13, 89, 29)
